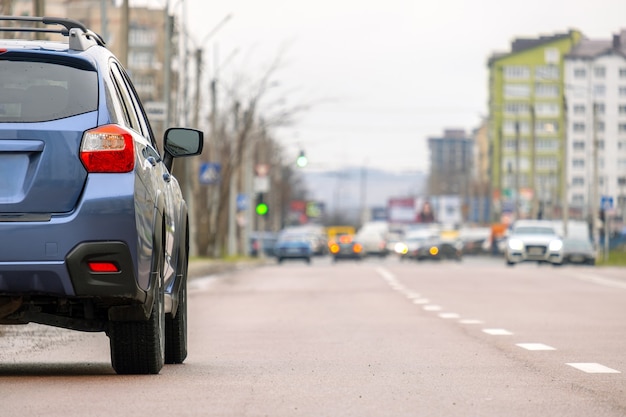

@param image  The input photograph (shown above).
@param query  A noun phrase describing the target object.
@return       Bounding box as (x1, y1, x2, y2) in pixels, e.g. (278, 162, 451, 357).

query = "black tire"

(109, 236, 165, 375)
(165, 223, 189, 364)
(506, 260, 515, 266)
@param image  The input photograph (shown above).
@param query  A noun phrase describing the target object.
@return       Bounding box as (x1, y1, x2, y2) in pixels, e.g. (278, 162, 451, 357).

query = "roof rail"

(0, 16, 106, 51)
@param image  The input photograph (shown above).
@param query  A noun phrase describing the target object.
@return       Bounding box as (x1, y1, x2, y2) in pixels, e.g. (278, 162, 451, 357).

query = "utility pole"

(561, 96, 569, 236)
(592, 102, 600, 251)
(529, 105, 538, 219)
(515, 120, 520, 220)
(119, 0, 129, 67)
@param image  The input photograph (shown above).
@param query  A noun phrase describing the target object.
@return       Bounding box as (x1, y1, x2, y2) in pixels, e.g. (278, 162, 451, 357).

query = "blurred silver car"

(504, 220, 564, 266)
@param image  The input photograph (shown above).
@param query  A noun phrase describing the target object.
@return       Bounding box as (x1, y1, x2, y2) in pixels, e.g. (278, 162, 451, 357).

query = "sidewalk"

(187, 257, 268, 280)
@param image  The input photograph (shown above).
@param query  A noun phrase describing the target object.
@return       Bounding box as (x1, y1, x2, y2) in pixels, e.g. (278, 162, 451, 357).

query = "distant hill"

(301, 168, 426, 222)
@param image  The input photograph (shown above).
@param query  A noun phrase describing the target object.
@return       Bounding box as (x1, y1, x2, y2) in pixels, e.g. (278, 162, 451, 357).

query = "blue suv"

(0, 16, 203, 374)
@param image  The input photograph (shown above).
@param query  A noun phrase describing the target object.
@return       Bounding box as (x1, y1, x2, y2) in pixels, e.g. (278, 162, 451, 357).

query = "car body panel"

(0, 22, 203, 331)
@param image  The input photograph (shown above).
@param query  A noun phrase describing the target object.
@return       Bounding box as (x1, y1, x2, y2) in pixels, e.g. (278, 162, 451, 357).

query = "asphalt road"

(1, 255, 625, 416)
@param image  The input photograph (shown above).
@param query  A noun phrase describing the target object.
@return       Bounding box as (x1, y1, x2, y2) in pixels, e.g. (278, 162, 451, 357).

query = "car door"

(109, 62, 179, 287)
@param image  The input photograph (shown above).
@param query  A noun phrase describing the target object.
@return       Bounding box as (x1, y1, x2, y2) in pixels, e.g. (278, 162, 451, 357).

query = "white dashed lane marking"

(438, 312, 461, 319)
(375, 267, 622, 375)
(459, 319, 484, 324)
(566, 363, 621, 374)
(517, 343, 556, 351)
(483, 328, 514, 335)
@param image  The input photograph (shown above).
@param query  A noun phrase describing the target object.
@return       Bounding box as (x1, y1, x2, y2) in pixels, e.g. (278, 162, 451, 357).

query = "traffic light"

(296, 150, 307, 168)
(255, 193, 268, 216)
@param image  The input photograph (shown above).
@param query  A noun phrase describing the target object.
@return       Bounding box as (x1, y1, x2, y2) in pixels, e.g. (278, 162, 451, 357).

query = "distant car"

(561, 238, 596, 265)
(398, 236, 430, 260)
(273, 233, 313, 264)
(504, 220, 564, 266)
(354, 230, 389, 257)
(329, 234, 364, 261)
(0, 17, 204, 374)
(414, 238, 463, 262)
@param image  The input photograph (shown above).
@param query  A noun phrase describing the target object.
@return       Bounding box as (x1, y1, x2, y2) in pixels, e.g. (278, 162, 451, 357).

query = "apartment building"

(487, 30, 583, 222)
(565, 30, 626, 222)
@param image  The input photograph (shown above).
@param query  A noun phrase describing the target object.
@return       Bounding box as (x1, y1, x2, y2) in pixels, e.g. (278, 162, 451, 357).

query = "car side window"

(110, 62, 141, 133)
(113, 63, 159, 151)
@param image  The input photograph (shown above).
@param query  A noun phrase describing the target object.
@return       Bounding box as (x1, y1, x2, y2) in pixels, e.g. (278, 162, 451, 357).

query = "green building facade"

(487, 30, 583, 223)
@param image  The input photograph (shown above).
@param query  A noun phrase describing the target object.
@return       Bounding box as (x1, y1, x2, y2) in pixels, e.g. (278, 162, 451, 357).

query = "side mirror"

(164, 128, 204, 157)
(163, 128, 204, 170)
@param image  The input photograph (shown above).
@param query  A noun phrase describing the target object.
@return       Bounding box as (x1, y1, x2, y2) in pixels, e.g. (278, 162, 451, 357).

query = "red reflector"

(0, 48, 7, 54)
(88, 261, 120, 273)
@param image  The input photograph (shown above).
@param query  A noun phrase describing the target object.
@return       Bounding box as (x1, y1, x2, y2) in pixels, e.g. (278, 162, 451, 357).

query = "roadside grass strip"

(482, 328, 514, 335)
(516, 343, 556, 351)
(566, 363, 621, 374)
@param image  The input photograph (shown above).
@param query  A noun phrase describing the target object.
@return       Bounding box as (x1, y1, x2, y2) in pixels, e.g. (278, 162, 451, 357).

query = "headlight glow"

(508, 238, 524, 251)
(549, 240, 563, 251)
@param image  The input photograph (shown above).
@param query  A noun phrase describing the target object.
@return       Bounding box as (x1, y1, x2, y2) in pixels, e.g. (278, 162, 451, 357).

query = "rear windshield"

(0, 59, 98, 122)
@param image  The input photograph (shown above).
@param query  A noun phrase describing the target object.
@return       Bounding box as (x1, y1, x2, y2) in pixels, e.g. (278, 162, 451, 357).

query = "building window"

(535, 83, 559, 98)
(536, 139, 559, 151)
(572, 159, 585, 168)
(573, 122, 585, 132)
(536, 120, 559, 134)
(595, 103, 605, 114)
(536, 156, 558, 169)
(594, 66, 606, 78)
(504, 102, 530, 115)
(618, 159, 626, 170)
(618, 140, 626, 150)
(572, 194, 585, 205)
(574, 68, 587, 78)
(594, 84, 606, 97)
(504, 66, 530, 80)
(535, 65, 559, 80)
(572, 177, 585, 186)
(619, 123, 626, 133)
(503, 120, 530, 135)
(535, 102, 559, 116)
(620, 68, 626, 78)
(545, 48, 559, 64)
(504, 84, 530, 98)
(573, 104, 586, 114)
(618, 104, 626, 114)
(619, 86, 626, 97)
(597, 140, 604, 150)
(573, 141, 585, 150)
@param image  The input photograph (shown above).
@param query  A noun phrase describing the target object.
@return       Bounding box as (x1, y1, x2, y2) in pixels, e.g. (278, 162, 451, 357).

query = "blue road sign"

(237, 193, 249, 211)
(199, 162, 221, 184)
(601, 195, 614, 210)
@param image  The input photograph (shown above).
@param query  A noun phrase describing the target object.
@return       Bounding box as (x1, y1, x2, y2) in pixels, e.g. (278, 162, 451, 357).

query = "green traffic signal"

(296, 150, 307, 167)
(256, 202, 269, 216)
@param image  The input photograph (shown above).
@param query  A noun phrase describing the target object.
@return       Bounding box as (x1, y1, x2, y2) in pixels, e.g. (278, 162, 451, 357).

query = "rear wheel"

(109, 237, 165, 375)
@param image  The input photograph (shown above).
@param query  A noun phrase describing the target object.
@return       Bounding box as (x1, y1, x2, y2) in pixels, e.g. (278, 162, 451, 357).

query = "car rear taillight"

(80, 124, 135, 173)
(88, 261, 120, 273)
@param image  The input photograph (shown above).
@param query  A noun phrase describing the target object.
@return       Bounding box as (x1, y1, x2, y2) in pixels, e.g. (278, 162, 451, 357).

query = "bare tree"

(195, 48, 314, 257)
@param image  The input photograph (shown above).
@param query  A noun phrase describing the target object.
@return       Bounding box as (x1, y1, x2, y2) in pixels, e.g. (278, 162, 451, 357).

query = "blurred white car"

(504, 220, 564, 266)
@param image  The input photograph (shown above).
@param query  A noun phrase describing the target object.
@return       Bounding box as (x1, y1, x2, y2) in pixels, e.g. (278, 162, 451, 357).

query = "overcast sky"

(147, 0, 625, 173)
